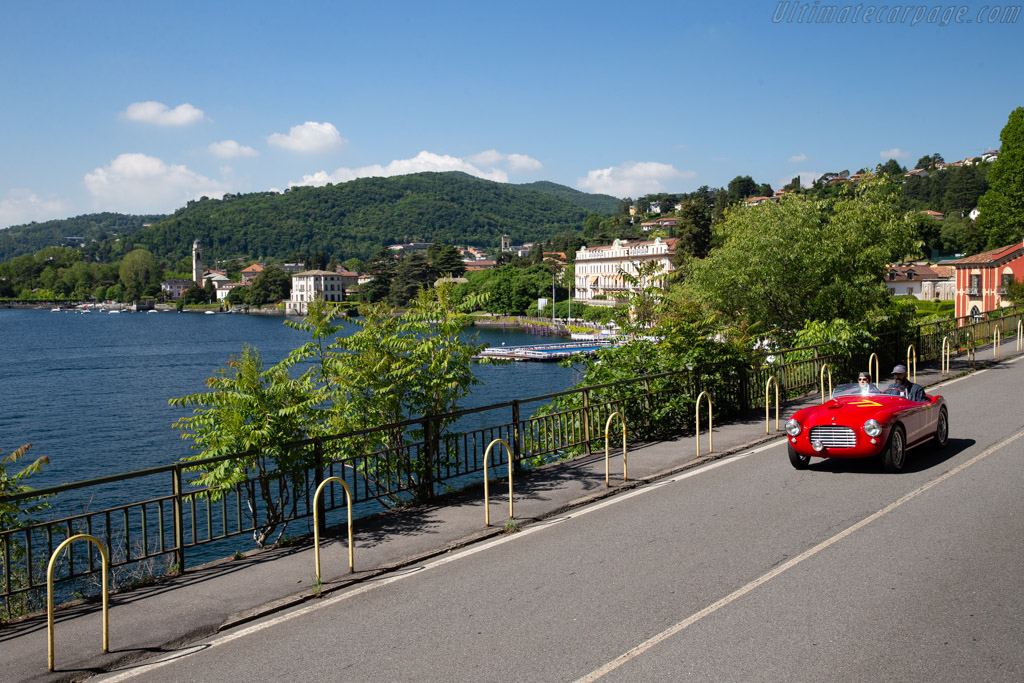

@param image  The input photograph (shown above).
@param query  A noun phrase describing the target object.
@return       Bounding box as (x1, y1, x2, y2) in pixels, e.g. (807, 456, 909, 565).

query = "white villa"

(574, 237, 677, 303)
(286, 269, 351, 316)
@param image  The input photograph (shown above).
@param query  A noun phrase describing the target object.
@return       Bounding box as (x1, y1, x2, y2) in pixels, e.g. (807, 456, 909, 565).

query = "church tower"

(192, 240, 203, 286)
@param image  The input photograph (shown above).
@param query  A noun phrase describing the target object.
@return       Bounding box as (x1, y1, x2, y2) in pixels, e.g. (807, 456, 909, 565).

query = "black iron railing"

(3, 306, 1022, 620)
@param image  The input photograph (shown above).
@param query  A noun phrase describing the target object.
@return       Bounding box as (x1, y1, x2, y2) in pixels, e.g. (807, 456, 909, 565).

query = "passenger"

(885, 364, 926, 401)
(856, 371, 879, 394)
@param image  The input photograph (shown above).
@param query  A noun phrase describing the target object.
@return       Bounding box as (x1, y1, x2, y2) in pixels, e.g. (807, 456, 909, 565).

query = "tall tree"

(427, 243, 466, 277)
(877, 159, 906, 176)
(118, 248, 161, 301)
(726, 176, 759, 203)
(683, 179, 916, 338)
(672, 200, 712, 262)
(977, 107, 1024, 248)
(388, 253, 437, 306)
(247, 265, 291, 305)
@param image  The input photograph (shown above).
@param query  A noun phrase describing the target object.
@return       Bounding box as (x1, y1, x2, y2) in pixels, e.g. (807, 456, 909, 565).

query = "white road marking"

(573, 427, 1024, 682)
(97, 442, 780, 681)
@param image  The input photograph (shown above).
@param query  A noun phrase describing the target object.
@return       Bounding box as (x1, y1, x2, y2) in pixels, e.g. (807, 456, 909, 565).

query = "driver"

(856, 371, 878, 394)
(885, 364, 925, 401)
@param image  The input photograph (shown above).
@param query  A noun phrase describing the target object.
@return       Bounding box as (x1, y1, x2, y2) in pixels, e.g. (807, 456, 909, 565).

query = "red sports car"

(785, 383, 948, 472)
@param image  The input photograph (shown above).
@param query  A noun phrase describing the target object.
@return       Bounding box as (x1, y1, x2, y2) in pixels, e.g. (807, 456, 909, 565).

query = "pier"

(476, 340, 613, 362)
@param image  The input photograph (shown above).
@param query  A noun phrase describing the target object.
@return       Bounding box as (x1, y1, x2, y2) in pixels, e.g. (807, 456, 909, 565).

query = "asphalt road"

(96, 358, 1024, 682)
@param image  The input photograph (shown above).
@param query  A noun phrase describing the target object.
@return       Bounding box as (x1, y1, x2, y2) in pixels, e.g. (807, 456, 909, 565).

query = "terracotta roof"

(946, 241, 1024, 266)
(241, 264, 264, 273)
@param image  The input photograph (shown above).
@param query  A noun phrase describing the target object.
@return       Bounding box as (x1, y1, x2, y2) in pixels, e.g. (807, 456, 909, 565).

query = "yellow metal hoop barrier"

(312, 476, 354, 582)
(867, 352, 880, 385)
(483, 438, 514, 526)
(1018, 320, 1023, 352)
(994, 325, 1001, 359)
(604, 412, 628, 486)
(819, 363, 833, 404)
(765, 375, 779, 434)
(906, 344, 917, 383)
(968, 329, 976, 366)
(941, 336, 952, 376)
(48, 534, 109, 671)
(696, 391, 712, 456)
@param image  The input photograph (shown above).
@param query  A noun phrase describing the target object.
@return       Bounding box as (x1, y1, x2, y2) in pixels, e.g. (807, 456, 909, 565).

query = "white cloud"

(0, 189, 70, 229)
(289, 150, 510, 187)
(209, 140, 258, 158)
(468, 149, 543, 173)
(121, 101, 204, 126)
(576, 161, 695, 197)
(84, 153, 228, 213)
(788, 153, 808, 163)
(267, 121, 346, 152)
(506, 153, 543, 172)
(880, 147, 910, 160)
(469, 149, 505, 165)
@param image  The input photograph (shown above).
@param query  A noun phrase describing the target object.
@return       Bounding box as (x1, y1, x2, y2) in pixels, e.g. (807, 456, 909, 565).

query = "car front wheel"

(882, 425, 907, 473)
(788, 444, 811, 469)
(932, 408, 949, 448)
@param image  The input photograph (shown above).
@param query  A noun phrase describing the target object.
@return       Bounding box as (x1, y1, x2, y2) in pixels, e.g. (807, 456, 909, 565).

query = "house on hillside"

(885, 264, 955, 301)
(574, 237, 677, 303)
(286, 269, 349, 316)
(216, 281, 247, 301)
(947, 241, 1024, 319)
(240, 264, 264, 284)
(920, 210, 945, 221)
(641, 217, 679, 232)
(161, 278, 193, 301)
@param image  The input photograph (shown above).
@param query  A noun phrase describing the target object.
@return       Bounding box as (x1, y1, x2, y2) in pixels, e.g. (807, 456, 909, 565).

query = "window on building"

(970, 274, 981, 295)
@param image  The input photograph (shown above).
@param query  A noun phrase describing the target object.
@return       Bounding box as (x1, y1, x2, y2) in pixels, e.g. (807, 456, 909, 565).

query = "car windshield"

(832, 382, 884, 398)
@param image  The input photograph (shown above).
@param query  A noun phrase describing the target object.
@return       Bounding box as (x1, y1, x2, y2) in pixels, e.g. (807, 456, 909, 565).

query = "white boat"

(108, 310, 120, 314)
(204, 310, 215, 315)
(147, 310, 159, 314)
(51, 307, 61, 312)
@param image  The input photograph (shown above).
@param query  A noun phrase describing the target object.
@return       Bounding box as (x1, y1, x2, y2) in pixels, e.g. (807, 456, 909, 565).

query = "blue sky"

(1, 0, 1021, 229)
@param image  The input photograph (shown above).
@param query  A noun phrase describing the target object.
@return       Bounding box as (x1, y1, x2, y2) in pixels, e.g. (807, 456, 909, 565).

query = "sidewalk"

(4, 342, 1017, 682)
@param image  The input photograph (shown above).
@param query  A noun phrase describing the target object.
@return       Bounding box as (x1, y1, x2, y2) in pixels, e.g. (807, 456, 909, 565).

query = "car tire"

(932, 407, 949, 449)
(788, 444, 811, 470)
(882, 424, 907, 473)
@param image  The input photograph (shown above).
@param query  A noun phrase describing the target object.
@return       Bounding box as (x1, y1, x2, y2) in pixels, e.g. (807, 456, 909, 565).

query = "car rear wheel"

(882, 424, 907, 473)
(788, 444, 811, 469)
(932, 408, 949, 448)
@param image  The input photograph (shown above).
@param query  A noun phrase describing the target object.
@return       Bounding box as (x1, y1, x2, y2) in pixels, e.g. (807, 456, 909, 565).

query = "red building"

(948, 240, 1024, 319)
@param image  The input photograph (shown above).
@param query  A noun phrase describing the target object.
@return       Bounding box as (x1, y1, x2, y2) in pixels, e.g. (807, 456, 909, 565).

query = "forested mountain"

(0, 212, 165, 262)
(135, 172, 600, 262)
(0, 174, 613, 265)
(518, 181, 621, 214)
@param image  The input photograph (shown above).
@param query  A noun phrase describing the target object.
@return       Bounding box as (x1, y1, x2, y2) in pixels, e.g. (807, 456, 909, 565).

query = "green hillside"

(518, 180, 621, 214)
(132, 172, 600, 262)
(0, 212, 165, 262)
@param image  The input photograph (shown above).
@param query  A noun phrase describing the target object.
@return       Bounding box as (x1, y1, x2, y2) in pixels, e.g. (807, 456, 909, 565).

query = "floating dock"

(476, 340, 613, 362)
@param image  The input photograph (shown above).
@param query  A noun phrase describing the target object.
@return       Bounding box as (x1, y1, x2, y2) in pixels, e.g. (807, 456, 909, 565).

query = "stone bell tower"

(192, 239, 203, 286)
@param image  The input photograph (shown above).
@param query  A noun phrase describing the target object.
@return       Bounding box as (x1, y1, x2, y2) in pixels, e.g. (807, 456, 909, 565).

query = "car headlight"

(785, 419, 802, 437)
(864, 419, 882, 437)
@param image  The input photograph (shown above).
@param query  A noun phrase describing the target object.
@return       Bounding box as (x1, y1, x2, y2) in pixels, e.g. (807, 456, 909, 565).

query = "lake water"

(0, 308, 581, 491)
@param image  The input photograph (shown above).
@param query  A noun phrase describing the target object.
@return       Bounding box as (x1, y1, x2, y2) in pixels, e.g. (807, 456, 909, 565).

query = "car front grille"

(808, 425, 857, 448)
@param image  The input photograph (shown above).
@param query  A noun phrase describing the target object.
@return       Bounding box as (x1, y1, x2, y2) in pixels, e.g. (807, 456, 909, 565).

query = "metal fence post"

(421, 415, 436, 502)
(314, 439, 326, 535)
(511, 400, 522, 473)
(582, 388, 592, 456)
(171, 465, 185, 572)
